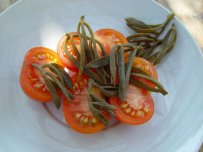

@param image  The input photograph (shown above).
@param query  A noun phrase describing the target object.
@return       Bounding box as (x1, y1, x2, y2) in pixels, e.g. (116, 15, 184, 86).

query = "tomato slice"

(57, 32, 80, 72)
(20, 47, 63, 102)
(109, 84, 154, 125)
(128, 57, 158, 88)
(94, 29, 128, 55)
(63, 74, 108, 134)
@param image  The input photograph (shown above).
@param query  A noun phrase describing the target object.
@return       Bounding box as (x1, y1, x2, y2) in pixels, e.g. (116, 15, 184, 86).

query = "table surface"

(0, 0, 203, 151)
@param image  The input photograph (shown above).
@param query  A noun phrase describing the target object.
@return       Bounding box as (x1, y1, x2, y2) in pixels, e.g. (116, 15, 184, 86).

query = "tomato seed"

(136, 111, 145, 117)
(27, 72, 33, 79)
(30, 78, 38, 82)
(136, 111, 142, 117)
(75, 113, 81, 119)
(45, 53, 50, 58)
(143, 106, 149, 113)
(33, 82, 44, 89)
(125, 108, 131, 114)
(49, 55, 54, 60)
(91, 117, 98, 124)
(83, 117, 89, 124)
(80, 116, 86, 122)
(74, 83, 79, 88)
(130, 111, 136, 117)
(121, 103, 128, 108)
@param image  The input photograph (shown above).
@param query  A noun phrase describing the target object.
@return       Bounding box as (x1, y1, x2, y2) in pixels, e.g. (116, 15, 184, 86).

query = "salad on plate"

(20, 14, 176, 134)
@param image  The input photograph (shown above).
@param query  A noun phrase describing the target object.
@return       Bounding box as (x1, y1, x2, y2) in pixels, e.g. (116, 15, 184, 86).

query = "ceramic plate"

(0, 0, 203, 151)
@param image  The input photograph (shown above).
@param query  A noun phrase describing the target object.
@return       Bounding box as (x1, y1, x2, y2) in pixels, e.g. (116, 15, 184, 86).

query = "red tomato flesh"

(94, 29, 128, 55)
(109, 84, 154, 125)
(63, 74, 108, 134)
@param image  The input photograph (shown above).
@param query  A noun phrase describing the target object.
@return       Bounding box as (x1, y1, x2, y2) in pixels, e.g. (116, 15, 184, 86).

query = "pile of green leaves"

(126, 13, 177, 65)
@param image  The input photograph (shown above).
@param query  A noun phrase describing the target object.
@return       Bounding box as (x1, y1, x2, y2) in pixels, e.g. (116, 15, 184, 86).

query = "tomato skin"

(94, 29, 128, 55)
(57, 33, 79, 72)
(20, 47, 63, 102)
(109, 85, 154, 125)
(63, 74, 107, 134)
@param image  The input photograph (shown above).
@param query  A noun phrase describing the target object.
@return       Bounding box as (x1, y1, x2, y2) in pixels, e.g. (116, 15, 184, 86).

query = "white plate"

(0, 0, 203, 152)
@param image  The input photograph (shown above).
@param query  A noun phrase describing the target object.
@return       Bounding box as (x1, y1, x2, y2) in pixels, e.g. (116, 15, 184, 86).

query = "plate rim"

(0, 0, 203, 152)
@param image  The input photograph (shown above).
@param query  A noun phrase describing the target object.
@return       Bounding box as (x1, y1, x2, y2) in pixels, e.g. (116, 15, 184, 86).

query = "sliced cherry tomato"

(94, 29, 128, 55)
(124, 56, 158, 88)
(109, 84, 154, 125)
(20, 47, 63, 102)
(63, 74, 108, 134)
(132, 57, 158, 87)
(57, 32, 80, 72)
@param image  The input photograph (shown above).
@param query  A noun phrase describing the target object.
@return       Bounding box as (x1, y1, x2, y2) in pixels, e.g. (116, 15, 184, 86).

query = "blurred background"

(157, 0, 203, 50)
(0, 0, 203, 151)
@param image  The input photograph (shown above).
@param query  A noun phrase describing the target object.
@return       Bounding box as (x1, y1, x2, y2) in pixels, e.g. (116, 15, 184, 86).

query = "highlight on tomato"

(20, 47, 63, 102)
(109, 84, 154, 125)
(94, 28, 128, 55)
(63, 74, 108, 134)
